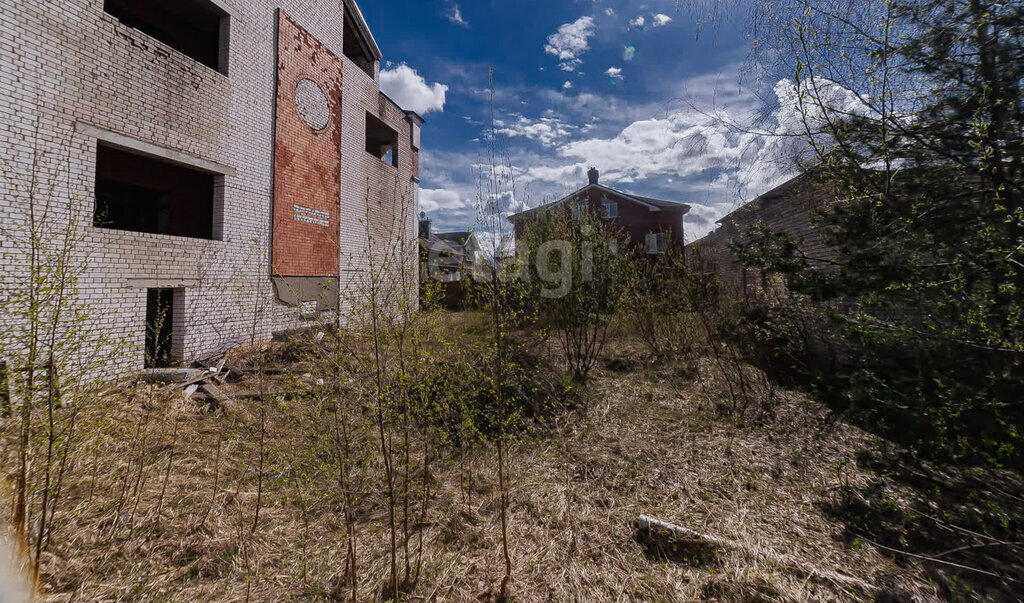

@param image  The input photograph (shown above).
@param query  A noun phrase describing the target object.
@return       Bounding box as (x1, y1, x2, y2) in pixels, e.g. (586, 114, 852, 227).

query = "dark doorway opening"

(145, 289, 176, 368)
(94, 145, 218, 240)
(0, 362, 9, 418)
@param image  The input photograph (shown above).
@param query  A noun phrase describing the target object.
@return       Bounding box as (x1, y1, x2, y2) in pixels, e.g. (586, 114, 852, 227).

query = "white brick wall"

(0, 0, 419, 376)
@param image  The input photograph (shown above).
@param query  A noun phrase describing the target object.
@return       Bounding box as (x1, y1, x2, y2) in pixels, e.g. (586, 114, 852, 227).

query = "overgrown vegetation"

(1, 1, 1021, 599)
(733, 0, 1023, 469)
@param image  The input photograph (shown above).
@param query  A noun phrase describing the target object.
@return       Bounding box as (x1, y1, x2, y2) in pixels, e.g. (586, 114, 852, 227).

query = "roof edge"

(343, 0, 382, 61)
(508, 183, 690, 221)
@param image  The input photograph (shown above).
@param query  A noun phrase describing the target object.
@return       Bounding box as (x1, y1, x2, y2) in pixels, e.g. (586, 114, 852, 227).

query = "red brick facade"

(511, 182, 689, 254)
(272, 11, 343, 277)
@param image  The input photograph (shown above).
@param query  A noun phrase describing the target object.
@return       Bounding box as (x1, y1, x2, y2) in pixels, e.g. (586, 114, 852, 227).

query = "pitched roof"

(419, 236, 465, 257)
(435, 231, 475, 247)
(508, 183, 690, 221)
(714, 171, 818, 227)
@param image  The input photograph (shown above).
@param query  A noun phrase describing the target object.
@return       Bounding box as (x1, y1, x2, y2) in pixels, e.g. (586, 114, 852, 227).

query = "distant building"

(507, 168, 691, 254)
(689, 172, 837, 301)
(418, 214, 480, 283)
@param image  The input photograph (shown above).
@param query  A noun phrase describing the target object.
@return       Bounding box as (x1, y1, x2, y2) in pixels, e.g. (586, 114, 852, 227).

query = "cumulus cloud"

(652, 14, 673, 27)
(518, 77, 871, 240)
(544, 16, 596, 72)
(605, 67, 623, 80)
(563, 81, 573, 90)
(445, 3, 468, 27)
(379, 64, 448, 114)
(605, 8, 616, 16)
(629, 15, 645, 28)
(419, 188, 470, 213)
(495, 116, 577, 147)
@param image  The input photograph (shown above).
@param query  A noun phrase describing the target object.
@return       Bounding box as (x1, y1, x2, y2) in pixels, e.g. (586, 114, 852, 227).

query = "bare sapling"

(476, 67, 520, 599)
(0, 120, 111, 585)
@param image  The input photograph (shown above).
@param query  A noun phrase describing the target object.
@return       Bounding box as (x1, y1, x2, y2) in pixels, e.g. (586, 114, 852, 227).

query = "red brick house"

(508, 168, 690, 254)
(688, 171, 837, 301)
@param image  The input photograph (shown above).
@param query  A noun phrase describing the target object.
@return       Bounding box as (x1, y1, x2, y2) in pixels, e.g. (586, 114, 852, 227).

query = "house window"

(94, 145, 221, 240)
(366, 113, 398, 167)
(104, 0, 230, 74)
(601, 198, 618, 219)
(571, 200, 587, 220)
(645, 232, 667, 255)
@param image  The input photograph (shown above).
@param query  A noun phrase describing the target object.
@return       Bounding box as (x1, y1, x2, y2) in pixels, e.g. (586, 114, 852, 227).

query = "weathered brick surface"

(512, 183, 689, 253)
(0, 0, 419, 375)
(272, 11, 343, 278)
(690, 173, 837, 300)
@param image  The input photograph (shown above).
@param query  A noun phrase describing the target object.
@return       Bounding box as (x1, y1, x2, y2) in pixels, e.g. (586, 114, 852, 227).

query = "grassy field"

(3, 312, 1019, 601)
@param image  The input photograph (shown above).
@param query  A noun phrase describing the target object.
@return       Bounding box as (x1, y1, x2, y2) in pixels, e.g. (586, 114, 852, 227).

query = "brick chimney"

(588, 167, 599, 185)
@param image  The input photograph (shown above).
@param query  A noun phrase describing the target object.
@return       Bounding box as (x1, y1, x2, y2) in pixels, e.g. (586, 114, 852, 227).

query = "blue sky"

(360, 0, 803, 241)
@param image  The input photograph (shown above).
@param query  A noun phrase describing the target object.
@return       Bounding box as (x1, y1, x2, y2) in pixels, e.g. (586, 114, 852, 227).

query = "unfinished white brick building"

(0, 0, 421, 374)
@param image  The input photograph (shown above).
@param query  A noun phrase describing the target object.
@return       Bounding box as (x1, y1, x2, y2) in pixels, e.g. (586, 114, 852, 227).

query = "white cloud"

(420, 188, 470, 213)
(519, 77, 870, 240)
(446, 4, 469, 27)
(495, 116, 577, 147)
(605, 67, 623, 80)
(605, 8, 615, 16)
(652, 14, 673, 27)
(563, 81, 573, 90)
(629, 15, 645, 28)
(544, 16, 596, 72)
(379, 64, 448, 114)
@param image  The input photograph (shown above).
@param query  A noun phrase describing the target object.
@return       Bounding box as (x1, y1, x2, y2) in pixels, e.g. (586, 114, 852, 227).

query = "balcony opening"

(366, 113, 398, 167)
(343, 10, 376, 78)
(145, 289, 179, 368)
(94, 144, 220, 240)
(104, 0, 229, 74)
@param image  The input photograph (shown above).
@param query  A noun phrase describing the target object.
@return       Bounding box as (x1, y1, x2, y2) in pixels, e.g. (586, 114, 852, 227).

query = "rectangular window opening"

(601, 198, 618, 219)
(571, 200, 587, 220)
(104, 0, 229, 74)
(145, 289, 178, 368)
(366, 113, 399, 167)
(94, 144, 221, 240)
(646, 232, 667, 255)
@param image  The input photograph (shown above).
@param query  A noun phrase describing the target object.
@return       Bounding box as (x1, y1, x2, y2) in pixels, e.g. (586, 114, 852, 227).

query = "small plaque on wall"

(293, 204, 330, 227)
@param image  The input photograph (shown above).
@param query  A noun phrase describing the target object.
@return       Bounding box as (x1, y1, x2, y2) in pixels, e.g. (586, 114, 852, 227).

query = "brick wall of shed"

(691, 176, 837, 302)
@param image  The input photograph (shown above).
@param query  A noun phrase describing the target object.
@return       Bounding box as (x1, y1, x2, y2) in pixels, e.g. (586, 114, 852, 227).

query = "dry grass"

(2, 321, 963, 601)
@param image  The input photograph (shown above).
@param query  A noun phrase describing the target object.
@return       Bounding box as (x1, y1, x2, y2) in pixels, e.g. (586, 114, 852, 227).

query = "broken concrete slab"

(140, 368, 206, 384)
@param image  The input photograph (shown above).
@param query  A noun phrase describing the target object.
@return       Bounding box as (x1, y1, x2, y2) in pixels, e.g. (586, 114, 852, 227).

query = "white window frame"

(645, 232, 667, 255)
(571, 200, 587, 220)
(600, 198, 618, 219)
